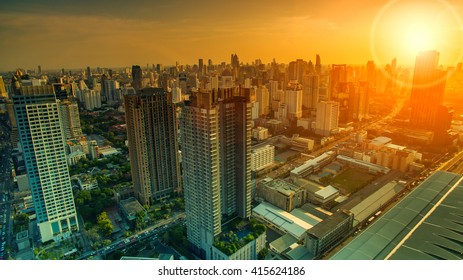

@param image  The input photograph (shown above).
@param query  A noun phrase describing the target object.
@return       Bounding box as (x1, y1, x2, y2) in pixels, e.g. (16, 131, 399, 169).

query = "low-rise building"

(120, 197, 146, 224)
(67, 150, 87, 165)
(76, 174, 98, 191)
(252, 126, 270, 140)
(337, 155, 390, 174)
(251, 145, 274, 172)
(290, 151, 336, 179)
(256, 179, 305, 212)
(305, 210, 353, 258)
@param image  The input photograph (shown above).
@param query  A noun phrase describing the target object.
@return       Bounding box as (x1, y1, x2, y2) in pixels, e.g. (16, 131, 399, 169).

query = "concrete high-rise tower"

(315, 101, 340, 136)
(59, 99, 82, 140)
(124, 88, 181, 205)
(410, 51, 446, 129)
(131, 65, 143, 91)
(13, 85, 79, 242)
(302, 73, 319, 111)
(180, 87, 252, 259)
(409, 51, 452, 144)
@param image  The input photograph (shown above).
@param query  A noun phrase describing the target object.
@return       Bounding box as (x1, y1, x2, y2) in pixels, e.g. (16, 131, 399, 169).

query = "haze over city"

(1, 0, 463, 70)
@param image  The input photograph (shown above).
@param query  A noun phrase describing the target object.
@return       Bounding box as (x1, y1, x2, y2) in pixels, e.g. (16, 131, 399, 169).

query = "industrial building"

(331, 171, 463, 260)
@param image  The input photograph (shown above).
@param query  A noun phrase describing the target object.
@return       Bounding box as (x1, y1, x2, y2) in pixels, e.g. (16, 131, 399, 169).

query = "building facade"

(315, 101, 339, 136)
(14, 85, 79, 242)
(180, 87, 252, 259)
(59, 99, 82, 140)
(124, 88, 181, 206)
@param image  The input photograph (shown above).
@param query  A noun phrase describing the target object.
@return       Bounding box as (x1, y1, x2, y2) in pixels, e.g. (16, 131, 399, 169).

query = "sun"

(370, 0, 463, 65)
(402, 22, 436, 55)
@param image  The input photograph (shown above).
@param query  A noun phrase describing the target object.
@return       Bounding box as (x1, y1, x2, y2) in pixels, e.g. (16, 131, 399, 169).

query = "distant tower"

(59, 99, 82, 140)
(315, 54, 322, 75)
(302, 73, 319, 111)
(315, 101, 340, 136)
(14, 85, 79, 242)
(38, 65, 42, 75)
(409, 51, 452, 143)
(198, 58, 204, 75)
(124, 88, 180, 205)
(329, 64, 347, 100)
(285, 82, 303, 120)
(0, 76, 7, 98)
(131, 65, 143, 91)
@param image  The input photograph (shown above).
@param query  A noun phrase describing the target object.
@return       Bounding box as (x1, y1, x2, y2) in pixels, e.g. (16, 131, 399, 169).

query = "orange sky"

(0, 0, 462, 71)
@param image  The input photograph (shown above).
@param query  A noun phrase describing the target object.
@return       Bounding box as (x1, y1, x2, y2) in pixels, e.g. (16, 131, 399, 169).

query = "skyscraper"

(329, 64, 347, 100)
(14, 85, 79, 242)
(315, 54, 322, 75)
(59, 99, 82, 140)
(302, 73, 319, 111)
(410, 51, 446, 129)
(124, 88, 180, 206)
(180, 87, 252, 259)
(315, 101, 340, 136)
(409, 51, 452, 144)
(285, 82, 303, 120)
(131, 65, 143, 91)
(0, 76, 7, 98)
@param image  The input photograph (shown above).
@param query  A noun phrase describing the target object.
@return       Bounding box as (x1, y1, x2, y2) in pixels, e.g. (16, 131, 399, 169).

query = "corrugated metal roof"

(331, 171, 463, 260)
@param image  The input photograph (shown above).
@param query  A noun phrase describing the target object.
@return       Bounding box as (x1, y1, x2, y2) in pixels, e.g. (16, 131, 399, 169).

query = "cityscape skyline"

(1, 0, 463, 71)
(2, 0, 463, 263)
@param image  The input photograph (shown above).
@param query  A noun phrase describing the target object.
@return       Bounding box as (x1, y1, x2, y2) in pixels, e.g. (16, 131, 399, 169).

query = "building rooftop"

(306, 210, 352, 239)
(120, 197, 145, 220)
(253, 202, 320, 240)
(291, 151, 335, 176)
(315, 185, 339, 200)
(262, 179, 301, 196)
(370, 136, 392, 146)
(384, 143, 406, 151)
(331, 171, 463, 260)
(270, 233, 298, 254)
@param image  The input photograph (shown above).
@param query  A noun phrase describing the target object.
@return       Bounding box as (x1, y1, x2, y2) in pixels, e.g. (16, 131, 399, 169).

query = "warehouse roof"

(331, 171, 463, 260)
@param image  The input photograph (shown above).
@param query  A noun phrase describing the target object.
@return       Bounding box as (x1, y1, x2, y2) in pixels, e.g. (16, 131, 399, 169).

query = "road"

(79, 212, 186, 259)
(0, 120, 13, 260)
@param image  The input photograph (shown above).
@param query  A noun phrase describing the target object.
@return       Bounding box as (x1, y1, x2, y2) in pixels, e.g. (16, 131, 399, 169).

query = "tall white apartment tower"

(13, 85, 79, 242)
(315, 101, 340, 136)
(285, 82, 303, 120)
(180, 87, 252, 259)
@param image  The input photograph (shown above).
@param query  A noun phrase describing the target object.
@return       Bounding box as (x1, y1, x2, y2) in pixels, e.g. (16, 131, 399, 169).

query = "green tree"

(97, 212, 114, 237)
(135, 211, 147, 231)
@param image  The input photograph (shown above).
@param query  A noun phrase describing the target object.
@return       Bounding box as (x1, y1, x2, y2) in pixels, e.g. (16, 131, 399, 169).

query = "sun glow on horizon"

(370, 0, 463, 66)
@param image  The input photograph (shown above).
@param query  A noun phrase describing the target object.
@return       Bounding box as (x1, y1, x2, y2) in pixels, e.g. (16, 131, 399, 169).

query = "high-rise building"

(288, 59, 307, 83)
(13, 85, 79, 242)
(285, 82, 303, 120)
(0, 76, 8, 98)
(302, 73, 319, 111)
(124, 88, 180, 206)
(83, 90, 102, 110)
(348, 82, 370, 122)
(131, 65, 143, 91)
(59, 99, 82, 140)
(180, 87, 252, 259)
(315, 101, 340, 136)
(101, 75, 120, 104)
(410, 51, 449, 131)
(256, 86, 270, 117)
(329, 64, 347, 100)
(315, 54, 322, 75)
